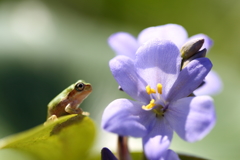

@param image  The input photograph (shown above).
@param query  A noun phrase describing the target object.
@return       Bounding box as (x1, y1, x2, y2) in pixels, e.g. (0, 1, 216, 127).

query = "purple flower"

(108, 24, 222, 95)
(102, 39, 216, 160)
(193, 70, 222, 95)
(101, 148, 180, 160)
(160, 149, 180, 160)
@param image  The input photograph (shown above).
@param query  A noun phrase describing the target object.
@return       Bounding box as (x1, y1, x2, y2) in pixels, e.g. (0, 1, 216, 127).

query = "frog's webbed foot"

(44, 115, 58, 125)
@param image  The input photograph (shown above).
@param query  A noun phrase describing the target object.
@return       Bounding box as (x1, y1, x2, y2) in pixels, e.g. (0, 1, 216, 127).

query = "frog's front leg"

(65, 103, 83, 114)
(65, 103, 90, 116)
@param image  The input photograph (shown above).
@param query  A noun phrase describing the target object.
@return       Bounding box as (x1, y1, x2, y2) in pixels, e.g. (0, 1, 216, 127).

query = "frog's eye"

(75, 83, 85, 91)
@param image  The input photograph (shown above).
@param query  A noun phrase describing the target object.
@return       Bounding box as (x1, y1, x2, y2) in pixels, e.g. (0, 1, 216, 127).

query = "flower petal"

(165, 96, 216, 142)
(108, 32, 138, 59)
(137, 24, 188, 48)
(161, 149, 180, 160)
(109, 55, 149, 103)
(187, 34, 213, 51)
(167, 57, 212, 102)
(194, 70, 223, 95)
(102, 99, 155, 137)
(135, 39, 181, 98)
(143, 118, 173, 160)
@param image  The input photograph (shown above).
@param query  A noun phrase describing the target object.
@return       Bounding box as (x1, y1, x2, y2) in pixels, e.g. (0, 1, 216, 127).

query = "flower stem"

(117, 136, 131, 160)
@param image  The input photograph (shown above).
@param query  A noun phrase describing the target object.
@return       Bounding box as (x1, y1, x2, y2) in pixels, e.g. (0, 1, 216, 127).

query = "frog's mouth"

(84, 84, 92, 92)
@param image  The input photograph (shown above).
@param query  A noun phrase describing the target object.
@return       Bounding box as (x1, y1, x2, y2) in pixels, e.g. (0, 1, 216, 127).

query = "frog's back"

(47, 84, 74, 118)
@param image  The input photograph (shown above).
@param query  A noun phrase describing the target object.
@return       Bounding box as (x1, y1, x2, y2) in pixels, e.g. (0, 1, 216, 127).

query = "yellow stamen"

(157, 83, 162, 94)
(142, 99, 156, 110)
(146, 85, 156, 95)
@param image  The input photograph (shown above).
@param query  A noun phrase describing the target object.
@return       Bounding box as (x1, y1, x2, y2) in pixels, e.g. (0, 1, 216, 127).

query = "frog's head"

(74, 80, 92, 93)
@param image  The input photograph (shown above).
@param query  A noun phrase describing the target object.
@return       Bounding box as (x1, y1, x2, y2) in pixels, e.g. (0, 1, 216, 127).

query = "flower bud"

(181, 38, 204, 59)
(101, 147, 118, 160)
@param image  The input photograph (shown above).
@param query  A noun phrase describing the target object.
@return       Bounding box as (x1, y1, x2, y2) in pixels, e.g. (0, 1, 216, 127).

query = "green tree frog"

(46, 80, 92, 123)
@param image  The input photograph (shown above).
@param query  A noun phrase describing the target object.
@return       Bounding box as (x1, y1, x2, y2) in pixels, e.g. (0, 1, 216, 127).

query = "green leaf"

(0, 114, 96, 160)
(178, 153, 208, 160)
(0, 148, 38, 160)
(130, 151, 209, 160)
(131, 151, 146, 160)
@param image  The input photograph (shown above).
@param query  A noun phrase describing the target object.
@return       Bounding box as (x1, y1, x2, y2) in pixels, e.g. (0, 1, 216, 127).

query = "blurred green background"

(0, 0, 238, 159)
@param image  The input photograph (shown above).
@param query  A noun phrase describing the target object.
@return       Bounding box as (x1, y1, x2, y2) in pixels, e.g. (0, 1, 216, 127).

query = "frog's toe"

(82, 111, 90, 116)
(44, 115, 58, 125)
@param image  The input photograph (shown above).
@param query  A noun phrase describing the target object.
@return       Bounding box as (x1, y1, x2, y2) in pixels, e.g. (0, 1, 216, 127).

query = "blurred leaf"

(178, 153, 208, 160)
(0, 114, 96, 160)
(130, 151, 209, 160)
(0, 149, 37, 160)
(131, 151, 145, 160)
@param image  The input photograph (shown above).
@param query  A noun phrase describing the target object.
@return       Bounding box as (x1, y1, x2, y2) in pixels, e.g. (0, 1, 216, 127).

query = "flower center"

(142, 83, 165, 117)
